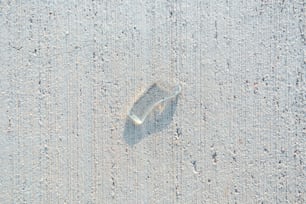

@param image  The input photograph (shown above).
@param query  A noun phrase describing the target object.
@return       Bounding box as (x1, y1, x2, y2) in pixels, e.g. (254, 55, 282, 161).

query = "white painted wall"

(0, 0, 305, 203)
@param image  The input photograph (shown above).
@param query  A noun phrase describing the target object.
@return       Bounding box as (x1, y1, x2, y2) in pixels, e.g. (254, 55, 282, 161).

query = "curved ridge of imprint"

(128, 82, 181, 125)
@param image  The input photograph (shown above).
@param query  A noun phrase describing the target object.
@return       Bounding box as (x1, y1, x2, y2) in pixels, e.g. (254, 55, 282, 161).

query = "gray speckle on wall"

(0, 0, 305, 203)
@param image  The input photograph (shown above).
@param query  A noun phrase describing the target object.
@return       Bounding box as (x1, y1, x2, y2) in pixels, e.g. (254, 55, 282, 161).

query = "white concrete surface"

(0, 0, 305, 203)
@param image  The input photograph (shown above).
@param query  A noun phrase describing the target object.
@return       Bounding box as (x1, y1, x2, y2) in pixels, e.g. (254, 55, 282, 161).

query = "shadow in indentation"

(123, 97, 178, 146)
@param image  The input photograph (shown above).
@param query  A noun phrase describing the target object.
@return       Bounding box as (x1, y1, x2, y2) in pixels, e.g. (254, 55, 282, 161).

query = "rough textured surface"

(0, 0, 305, 203)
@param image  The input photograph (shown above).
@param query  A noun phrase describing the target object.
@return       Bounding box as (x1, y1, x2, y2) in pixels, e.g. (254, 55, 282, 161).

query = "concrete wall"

(0, 0, 305, 203)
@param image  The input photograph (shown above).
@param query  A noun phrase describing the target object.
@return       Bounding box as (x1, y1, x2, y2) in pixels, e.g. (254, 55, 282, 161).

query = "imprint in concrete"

(123, 82, 181, 145)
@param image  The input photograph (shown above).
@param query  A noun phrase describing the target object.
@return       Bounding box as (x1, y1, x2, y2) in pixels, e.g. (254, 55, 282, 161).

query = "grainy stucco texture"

(0, 0, 305, 203)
